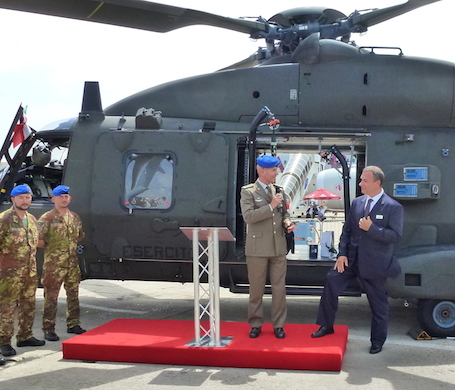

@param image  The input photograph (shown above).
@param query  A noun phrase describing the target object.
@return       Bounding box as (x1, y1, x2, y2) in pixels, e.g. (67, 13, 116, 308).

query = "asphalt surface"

(1, 279, 455, 389)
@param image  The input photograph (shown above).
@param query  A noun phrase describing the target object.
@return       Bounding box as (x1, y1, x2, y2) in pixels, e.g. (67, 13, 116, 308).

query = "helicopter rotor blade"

(347, 0, 442, 31)
(0, 0, 443, 51)
(0, 0, 268, 35)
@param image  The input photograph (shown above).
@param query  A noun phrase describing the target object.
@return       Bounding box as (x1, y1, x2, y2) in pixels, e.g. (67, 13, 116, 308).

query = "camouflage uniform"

(0, 207, 39, 345)
(38, 208, 84, 333)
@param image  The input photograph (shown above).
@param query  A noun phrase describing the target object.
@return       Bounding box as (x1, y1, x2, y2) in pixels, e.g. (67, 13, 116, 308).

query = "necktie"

(269, 185, 275, 196)
(364, 198, 373, 218)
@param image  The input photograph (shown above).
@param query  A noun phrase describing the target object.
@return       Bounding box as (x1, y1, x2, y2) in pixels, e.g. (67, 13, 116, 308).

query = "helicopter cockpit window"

(124, 153, 173, 210)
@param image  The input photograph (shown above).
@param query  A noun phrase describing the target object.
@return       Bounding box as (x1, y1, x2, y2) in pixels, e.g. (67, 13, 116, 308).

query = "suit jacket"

(338, 192, 403, 279)
(240, 181, 291, 258)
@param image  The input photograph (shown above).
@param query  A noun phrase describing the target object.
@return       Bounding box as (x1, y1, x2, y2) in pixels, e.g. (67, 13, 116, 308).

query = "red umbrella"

(304, 188, 341, 200)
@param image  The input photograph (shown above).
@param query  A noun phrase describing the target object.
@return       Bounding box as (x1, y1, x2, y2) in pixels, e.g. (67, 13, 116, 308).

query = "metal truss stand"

(180, 227, 235, 347)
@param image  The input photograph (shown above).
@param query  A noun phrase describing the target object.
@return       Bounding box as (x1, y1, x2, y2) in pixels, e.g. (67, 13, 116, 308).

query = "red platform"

(62, 319, 348, 371)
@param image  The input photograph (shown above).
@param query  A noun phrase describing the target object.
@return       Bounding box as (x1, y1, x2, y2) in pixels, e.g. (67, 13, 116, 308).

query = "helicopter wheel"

(417, 299, 455, 337)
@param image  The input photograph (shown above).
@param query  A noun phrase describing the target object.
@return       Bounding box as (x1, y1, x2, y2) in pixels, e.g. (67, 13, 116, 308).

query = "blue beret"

(52, 185, 70, 196)
(257, 155, 280, 168)
(11, 184, 32, 197)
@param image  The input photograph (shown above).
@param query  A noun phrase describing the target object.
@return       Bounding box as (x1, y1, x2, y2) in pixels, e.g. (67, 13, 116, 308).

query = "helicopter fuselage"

(2, 38, 455, 336)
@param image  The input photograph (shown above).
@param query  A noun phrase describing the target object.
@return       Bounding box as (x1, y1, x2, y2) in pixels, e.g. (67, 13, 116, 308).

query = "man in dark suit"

(311, 166, 403, 354)
(240, 155, 295, 339)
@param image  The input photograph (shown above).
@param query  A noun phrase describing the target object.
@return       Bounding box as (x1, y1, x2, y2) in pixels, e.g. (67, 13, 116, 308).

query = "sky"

(0, 0, 452, 137)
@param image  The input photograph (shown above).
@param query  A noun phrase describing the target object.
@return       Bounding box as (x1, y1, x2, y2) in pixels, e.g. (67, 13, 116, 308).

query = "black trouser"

(316, 262, 389, 346)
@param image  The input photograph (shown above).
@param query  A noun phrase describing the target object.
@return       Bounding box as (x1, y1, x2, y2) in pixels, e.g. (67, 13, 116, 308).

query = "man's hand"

(285, 220, 296, 233)
(359, 216, 373, 231)
(270, 193, 284, 209)
(334, 256, 349, 273)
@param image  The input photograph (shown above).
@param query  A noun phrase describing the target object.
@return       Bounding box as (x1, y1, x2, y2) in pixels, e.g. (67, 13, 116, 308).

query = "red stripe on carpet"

(62, 319, 348, 371)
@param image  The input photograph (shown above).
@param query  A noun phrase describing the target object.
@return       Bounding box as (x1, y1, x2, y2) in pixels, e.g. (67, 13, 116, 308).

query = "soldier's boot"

(16, 337, 45, 347)
(1, 345, 16, 356)
(44, 332, 60, 341)
(67, 325, 86, 334)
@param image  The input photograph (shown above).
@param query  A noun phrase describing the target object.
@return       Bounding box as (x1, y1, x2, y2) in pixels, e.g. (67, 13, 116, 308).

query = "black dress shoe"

(1, 345, 16, 356)
(249, 327, 261, 338)
(369, 344, 383, 354)
(16, 337, 45, 347)
(274, 327, 286, 339)
(311, 326, 335, 338)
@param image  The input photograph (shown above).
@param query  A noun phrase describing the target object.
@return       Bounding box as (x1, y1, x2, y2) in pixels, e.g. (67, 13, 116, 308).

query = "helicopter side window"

(124, 153, 173, 210)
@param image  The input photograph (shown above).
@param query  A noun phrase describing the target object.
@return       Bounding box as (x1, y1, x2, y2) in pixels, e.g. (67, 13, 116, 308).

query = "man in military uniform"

(38, 185, 86, 341)
(0, 184, 45, 357)
(240, 155, 295, 339)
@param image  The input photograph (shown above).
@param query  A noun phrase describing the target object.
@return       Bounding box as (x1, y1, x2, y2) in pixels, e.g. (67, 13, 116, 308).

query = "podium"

(180, 227, 235, 347)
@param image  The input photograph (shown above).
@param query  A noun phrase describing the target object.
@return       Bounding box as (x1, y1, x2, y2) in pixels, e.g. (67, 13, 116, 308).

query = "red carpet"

(62, 320, 348, 371)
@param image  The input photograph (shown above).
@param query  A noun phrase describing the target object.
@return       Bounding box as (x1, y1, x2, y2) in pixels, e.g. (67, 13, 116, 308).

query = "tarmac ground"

(1, 279, 455, 390)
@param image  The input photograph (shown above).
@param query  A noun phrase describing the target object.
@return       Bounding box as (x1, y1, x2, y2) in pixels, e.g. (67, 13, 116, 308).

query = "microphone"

(274, 185, 283, 212)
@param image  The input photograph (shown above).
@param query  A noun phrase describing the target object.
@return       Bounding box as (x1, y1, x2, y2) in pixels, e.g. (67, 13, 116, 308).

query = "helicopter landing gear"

(417, 299, 455, 337)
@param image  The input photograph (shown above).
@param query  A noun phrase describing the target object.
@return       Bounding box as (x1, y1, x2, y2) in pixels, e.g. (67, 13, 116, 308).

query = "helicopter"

(0, 0, 454, 338)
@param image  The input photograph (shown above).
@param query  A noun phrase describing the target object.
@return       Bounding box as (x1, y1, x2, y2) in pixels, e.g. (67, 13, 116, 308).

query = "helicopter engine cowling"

(106, 40, 455, 130)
